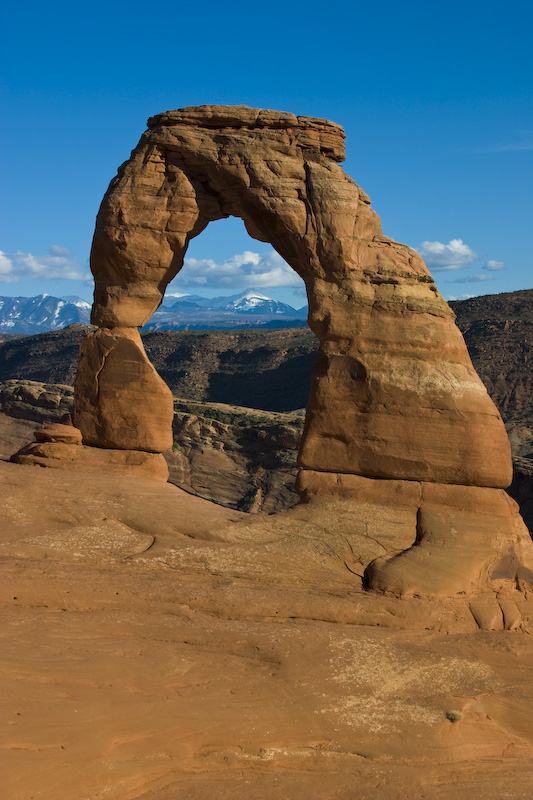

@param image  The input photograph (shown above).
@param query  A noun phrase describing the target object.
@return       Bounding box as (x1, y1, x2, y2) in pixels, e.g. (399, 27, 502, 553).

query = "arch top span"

(90, 104, 437, 333)
(146, 104, 347, 162)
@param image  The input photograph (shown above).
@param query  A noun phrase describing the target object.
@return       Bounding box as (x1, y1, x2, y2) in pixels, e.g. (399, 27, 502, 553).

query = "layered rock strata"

(31, 104, 532, 597)
(12, 422, 169, 480)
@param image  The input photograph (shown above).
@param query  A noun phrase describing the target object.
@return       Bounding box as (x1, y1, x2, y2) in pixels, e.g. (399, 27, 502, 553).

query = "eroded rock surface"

(73, 327, 174, 452)
(9, 105, 531, 598)
(167, 401, 302, 512)
(2, 460, 533, 800)
(2, 102, 533, 795)
(2, 382, 302, 509)
(449, 289, 533, 428)
(88, 105, 511, 490)
(65, 103, 530, 598)
(0, 378, 73, 423)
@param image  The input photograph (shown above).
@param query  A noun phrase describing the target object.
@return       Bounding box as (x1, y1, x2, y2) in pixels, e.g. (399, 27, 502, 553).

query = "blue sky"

(1, 0, 531, 308)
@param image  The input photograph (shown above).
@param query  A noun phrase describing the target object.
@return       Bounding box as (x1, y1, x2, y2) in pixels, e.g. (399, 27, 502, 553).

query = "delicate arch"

(76, 105, 511, 487)
(67, 105, 533, 599)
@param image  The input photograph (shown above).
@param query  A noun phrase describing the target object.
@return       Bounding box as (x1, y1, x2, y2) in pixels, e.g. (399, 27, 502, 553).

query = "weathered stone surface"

(296, 469, 423, 507)
(29, 103, 525, 599)
(365, 483, 533, 598)
(2, 459, 533, 799)
(167, 400, 302, 512)
(73, 327, 173, 452)
(11, 440, 169, 481)
(35, 423, 82, 444)
(0, 380, 303, 512)
(88, 104, 510, 488)
(298, 470, 533, 598)
(0, 379, 73, 423)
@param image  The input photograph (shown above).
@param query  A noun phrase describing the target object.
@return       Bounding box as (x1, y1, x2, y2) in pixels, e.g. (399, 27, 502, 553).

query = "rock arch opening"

(133, 212, 317, 441)
(142, 215, 309, 338)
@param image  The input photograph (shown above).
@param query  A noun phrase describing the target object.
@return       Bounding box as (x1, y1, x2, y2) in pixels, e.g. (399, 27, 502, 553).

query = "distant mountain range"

(147, 289, 307, 330)
(0, 290, 308, 334)
(0, 294, 92, 334)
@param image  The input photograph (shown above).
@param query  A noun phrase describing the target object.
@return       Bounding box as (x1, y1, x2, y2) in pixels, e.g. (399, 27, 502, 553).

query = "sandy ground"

(1, 414, 533, 799)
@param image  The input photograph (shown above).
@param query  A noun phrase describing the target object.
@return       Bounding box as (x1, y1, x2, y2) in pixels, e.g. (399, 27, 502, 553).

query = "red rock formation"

(73, 327, 173, 452)
(86, 106, 510, 484)
(25, 104, 533, 597)
(12, 421, 169, 480)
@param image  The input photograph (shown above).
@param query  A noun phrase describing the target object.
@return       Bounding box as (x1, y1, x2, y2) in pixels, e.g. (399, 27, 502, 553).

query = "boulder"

(11, 440, 169, 481)
(35, 423, 83, 444)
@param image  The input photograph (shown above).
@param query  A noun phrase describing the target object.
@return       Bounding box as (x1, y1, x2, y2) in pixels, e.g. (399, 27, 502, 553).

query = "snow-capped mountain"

(0, 290, 308, 334)
(162, 289, 307, 316)
(60, 295, 93, 310)
(219, 289, 300, 315)
(0, 294, 91, 334)
(147, 289, 308, 330)
(161, 294, 210, 310)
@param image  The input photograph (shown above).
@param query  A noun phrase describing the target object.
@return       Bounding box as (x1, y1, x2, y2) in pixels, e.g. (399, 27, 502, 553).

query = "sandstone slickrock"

(297, 471, 533, 599)
(13, 326, 174, 475)
(34, 422, 83, 444)
(2, 459, 533, 799)
(19, 104, 532, 598)
(12, 436, 169, 481)
(2, 381, 304, 511)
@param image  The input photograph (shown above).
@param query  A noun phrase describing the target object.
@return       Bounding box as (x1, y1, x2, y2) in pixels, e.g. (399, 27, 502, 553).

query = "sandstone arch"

(65, 105, 533, 598)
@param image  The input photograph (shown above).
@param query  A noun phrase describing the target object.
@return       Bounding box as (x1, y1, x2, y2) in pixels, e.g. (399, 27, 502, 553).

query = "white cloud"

(0, 246, 89, 283)
(171, 249, 303, 291)
(415, 239, 478, 271)
(448, 273, 496, 284)
(483, 259, 505, 271)
(446, 293, 475, 301)
(0, 251, 17, 282)
(48, 244, 73, 257)
(472, 134, 533, 153)
(292, 285, 307, 297)
(487, 143, 533, 152)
